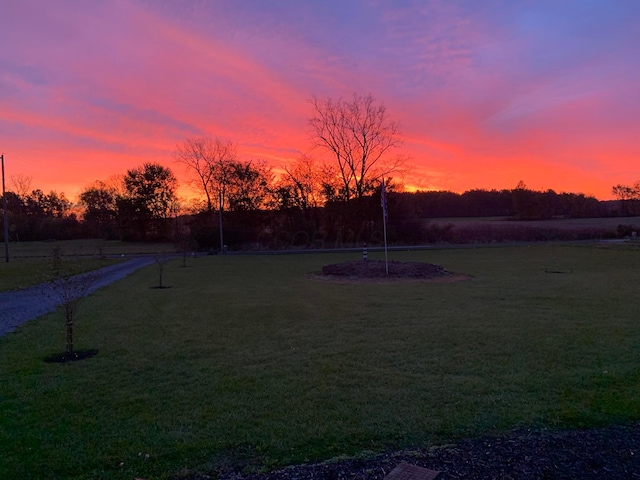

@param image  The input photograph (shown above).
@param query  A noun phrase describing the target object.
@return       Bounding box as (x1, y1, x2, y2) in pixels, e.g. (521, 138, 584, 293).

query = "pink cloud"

(1, 0, 639, 202)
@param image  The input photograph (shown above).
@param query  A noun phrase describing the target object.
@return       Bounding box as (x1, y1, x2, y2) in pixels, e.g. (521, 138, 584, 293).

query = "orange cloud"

(1, 0, 639, 203)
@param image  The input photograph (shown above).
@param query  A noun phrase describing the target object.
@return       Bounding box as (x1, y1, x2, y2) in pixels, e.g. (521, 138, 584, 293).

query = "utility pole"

(2, 154, 8, 262)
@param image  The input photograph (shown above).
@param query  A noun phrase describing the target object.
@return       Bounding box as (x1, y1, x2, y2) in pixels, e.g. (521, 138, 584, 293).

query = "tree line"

(0, 93, 635, 248)
(0, 170, 621, 249)
(611, 181, 640, 216)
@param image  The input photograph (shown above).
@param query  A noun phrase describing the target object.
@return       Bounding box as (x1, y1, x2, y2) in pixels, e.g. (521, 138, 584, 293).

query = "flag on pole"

(381, 177, 389, 274)
(380, 178, 388, 219)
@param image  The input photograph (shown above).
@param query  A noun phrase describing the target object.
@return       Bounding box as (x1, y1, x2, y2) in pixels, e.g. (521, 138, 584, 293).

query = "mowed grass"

(1, 244, 640, 479)
(5, 239, 177, 258)
(0, 240, 176, 291)
(0, 257, 122, 291)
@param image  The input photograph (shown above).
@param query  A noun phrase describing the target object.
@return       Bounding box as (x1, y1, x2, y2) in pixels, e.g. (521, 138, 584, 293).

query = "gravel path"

(0, 257, 155, 337)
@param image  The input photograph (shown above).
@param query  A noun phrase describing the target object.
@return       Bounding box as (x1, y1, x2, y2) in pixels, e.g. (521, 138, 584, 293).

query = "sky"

(1, 0, 639, 201)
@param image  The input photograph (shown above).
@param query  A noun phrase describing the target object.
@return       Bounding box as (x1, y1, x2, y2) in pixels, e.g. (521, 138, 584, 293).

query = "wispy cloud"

(0, 0, 638, 199)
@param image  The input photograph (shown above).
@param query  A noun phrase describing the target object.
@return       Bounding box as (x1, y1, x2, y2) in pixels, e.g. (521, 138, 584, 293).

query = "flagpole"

(2, 154, 8, 263)
(382, 208, 388, 274)
(381, 178, 389, 274)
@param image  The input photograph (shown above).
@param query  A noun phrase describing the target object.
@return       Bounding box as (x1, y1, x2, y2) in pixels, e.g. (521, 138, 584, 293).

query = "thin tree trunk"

(66, 316, 74, 353)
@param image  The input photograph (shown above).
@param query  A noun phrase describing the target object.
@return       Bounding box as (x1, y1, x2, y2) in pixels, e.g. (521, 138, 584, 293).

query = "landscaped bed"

(217, 424, 640, 479)
(315, 259, 471, 284)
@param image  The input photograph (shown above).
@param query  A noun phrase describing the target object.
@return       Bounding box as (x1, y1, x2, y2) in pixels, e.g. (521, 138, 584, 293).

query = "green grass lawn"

(0, 239, 176, 291)
(0, 257, 122, 291)
(1, 243, 640, 479)
(4, 239, 177, 258)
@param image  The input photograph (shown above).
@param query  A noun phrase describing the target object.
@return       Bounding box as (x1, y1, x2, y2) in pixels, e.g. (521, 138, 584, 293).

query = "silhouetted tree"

(9, 174, 32, 198)
(175, 136, 239, 250)
(79, 181, 118, 238)
(226, 160, 272, 212)
(118, 163, 177, 240)
(175, 137, 235, 214)
(612, 182, 640, 216)
(1, 187, 76, 240)
(309, 93, 404, 200)
(278, 154, 324, 211)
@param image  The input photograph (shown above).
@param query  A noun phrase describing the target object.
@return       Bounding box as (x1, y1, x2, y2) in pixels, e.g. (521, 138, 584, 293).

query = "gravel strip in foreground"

(0, 257, 155, 337)
(213, 424, 640, 480)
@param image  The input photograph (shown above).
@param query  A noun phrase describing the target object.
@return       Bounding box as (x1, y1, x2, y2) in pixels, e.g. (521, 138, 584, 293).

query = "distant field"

(429, 216, 640, 230)
(2, 243, 640, 479)
(422, 216, 640, 243)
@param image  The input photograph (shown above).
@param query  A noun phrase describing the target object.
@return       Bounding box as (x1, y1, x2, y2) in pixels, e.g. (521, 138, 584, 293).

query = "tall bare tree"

(175, 137, 236, 213)
(9, 174, 32, 198)
(175, 136, 237, 251)
(309, 93, 404, 201)
(280, 154, 323, 211)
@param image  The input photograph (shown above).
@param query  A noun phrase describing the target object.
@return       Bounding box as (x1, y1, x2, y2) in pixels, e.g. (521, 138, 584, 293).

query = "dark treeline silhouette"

(1, 189, 82, 241)
(4, 93, 638, 249)
(1, 175, 633, 250)
(396, 187, 604, 220)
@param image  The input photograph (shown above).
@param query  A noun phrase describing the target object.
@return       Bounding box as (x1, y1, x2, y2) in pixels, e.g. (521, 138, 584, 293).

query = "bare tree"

(175, 137, 237, 251)
(46, 256, 99, 357)
(175, 136, 236, 213)
(281, 154, 323, 211)
(105, 174, 127, 198)
(612, 182, 640, 216)
(309, 93, 404, 200)
(153, 251, 171, 288)
(612, 182, 640, 201)
(9, 173, 32, 198)
(56, 275, 96, 355)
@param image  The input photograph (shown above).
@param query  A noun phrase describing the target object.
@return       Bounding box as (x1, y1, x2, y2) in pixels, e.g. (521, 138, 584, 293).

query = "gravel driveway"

(0, 257, 155, 337)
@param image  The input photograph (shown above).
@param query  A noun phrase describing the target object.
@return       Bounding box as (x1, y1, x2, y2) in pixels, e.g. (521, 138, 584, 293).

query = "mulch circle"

(313, 260, 469, 283)
(44, 349, 99, 363)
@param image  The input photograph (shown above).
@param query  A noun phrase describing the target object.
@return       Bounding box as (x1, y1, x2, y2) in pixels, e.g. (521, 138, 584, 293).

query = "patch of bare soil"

(312, 260, 469, 283)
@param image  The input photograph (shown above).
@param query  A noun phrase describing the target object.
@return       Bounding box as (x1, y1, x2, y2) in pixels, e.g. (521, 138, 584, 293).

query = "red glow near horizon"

(1, 1, 639, 202)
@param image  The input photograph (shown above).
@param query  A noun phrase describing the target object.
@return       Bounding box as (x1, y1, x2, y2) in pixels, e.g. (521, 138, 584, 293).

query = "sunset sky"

(1, 0, 639, 201)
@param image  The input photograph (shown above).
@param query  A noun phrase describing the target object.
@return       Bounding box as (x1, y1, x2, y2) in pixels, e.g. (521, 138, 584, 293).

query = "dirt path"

(0, 257, 155, 337)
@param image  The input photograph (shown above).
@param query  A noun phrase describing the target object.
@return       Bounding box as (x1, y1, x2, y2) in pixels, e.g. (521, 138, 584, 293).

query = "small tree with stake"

(153, 251, 171, 288)
(45, 256, 100, 363)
